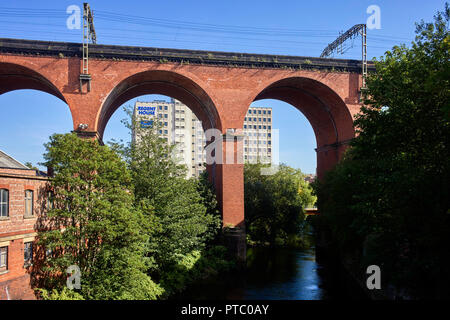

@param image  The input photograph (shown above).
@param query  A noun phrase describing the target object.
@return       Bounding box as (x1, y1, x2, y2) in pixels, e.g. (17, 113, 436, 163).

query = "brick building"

(0, 149, 49, 300)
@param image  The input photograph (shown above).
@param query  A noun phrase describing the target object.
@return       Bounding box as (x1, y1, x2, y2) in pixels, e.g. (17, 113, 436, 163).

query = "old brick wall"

(0, 168, 48, 300)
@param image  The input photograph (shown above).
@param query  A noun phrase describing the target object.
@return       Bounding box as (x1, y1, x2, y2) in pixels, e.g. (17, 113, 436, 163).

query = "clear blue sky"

(0, 0, 445, 173)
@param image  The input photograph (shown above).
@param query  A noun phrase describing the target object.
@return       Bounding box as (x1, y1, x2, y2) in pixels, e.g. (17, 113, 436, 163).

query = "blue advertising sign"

(140, 120, 153, 128)
(137, 106, 156, 115)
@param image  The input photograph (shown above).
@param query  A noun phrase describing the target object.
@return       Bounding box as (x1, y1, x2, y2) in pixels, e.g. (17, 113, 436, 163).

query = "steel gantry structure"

(321, 24, 367, 90)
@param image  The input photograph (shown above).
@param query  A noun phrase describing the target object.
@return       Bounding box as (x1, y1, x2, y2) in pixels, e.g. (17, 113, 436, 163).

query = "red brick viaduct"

(0, 38, 370, 241)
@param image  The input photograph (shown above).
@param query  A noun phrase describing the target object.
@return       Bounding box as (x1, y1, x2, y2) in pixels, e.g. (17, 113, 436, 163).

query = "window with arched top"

(24, 190, 34, 217)
(0, 189, 8, 218)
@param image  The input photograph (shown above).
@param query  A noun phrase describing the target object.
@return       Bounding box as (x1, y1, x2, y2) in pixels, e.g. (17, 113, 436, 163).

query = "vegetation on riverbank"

(244, 163, 316, 248)
(313, 5, 450, 299)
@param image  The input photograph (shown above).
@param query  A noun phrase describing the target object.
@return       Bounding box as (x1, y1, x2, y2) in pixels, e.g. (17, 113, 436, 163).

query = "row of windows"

(154, 105, 188, 113)
(245, 132, 271, 137)
(247, 109, 271, 115)
(245, 148, 272, 153)
(244, 117, 271, 122)
(0, 242, 33, 272)
(0, 189, 34, 218)
(245, 155, 271, 161)
(243, 125, 271, 130)
(245, 140, 271, 145)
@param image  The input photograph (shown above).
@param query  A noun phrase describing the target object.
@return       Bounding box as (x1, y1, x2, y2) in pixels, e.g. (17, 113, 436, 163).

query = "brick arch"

(96, 70, 221, 139)
(251, 76, 355, 178)
(0, 62, 68, 103)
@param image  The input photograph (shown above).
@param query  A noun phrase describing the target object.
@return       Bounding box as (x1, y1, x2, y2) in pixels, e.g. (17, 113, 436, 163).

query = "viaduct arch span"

(0, 38, 371, 257)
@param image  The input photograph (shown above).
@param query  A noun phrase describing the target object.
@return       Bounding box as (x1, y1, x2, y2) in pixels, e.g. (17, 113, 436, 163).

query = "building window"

(47, 191, 55, 211)
(25, 190, 34, 216)
(45, 248, 52, 259)
(24, 242, 33, 265)
(0, 246, 7, 271)
(0, 189, 8, 218)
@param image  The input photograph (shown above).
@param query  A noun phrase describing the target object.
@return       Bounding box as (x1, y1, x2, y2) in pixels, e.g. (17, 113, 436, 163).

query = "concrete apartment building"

(133, 99, 273, 176)
(133, 99, 207, 177)
(243, 106, 273, 164)
(0, 150, 50, 300)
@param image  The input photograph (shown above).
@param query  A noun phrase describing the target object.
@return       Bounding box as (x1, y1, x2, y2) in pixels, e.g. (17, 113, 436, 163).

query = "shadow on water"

(173, 223, 369, 300)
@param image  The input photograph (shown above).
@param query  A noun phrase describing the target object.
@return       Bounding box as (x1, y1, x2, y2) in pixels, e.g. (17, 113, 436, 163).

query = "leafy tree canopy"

(315, 5, 450, 298)
(244, 163, 316, 245)
(37, 133, 162, 300)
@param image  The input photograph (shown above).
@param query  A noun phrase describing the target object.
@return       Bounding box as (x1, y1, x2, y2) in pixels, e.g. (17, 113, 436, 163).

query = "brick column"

(215, 130, 246, 265)
(316, 140, 352, 179)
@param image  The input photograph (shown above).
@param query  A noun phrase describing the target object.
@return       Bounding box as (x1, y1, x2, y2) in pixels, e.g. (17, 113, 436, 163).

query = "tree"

(315, 5, 450, 298)
(24, 162, 38, 170)
(36, 133, 162, 300)
(244, 163, 315, 245)
(116, 107, 221, 275)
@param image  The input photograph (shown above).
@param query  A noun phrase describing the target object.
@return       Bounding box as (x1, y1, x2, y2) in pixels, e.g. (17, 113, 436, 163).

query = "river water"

(177, 225, 369, 300)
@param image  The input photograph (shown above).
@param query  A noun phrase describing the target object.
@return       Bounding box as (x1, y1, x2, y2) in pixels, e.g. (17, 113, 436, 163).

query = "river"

(176, 224, 369, 300)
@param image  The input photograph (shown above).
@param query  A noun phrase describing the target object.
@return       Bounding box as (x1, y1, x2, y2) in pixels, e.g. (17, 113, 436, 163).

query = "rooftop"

(0, 149, 29, 169)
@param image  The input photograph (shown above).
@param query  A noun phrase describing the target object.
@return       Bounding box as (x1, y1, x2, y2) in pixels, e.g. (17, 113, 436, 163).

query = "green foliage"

(244, 163, 315, 245)
(117, 106, 222, 276)
(315, 5, 450, 298)
(37, 133, 162, 300)
(159, 246, 234, 297)
(39, 287, 84, 300)
(24, 162, 38, 170)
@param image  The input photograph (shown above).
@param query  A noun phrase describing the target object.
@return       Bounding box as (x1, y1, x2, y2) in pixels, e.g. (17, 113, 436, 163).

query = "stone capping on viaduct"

(0, 37, 375, 72)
